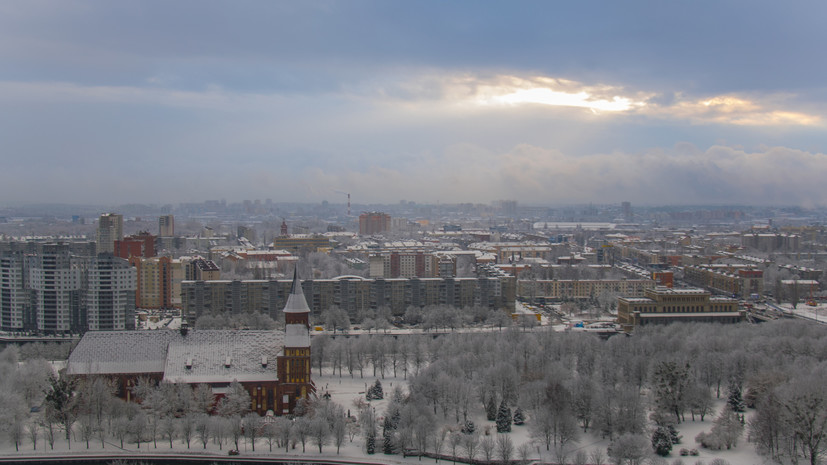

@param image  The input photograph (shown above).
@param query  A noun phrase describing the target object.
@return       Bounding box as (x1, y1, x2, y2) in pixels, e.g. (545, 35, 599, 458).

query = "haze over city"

(2, 1, 827, 206)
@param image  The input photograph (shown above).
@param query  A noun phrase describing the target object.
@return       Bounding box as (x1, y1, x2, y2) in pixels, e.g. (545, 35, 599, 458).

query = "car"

(228, 450, 239, 456)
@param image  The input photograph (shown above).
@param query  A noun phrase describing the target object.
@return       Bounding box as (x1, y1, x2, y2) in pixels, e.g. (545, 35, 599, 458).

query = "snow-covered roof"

(163, 330, 282, 384)
(67, 330, 284, 384)
(67, 330, 178, 375)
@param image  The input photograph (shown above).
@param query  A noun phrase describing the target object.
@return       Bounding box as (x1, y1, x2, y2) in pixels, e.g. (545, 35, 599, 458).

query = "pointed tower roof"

(283, 267, 310, 314)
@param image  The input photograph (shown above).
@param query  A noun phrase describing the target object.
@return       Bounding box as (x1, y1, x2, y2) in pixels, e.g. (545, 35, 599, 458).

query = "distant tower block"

(159, 215, 174, 237)
(622, 201, 632, 221)
(97, 213, 124, 255)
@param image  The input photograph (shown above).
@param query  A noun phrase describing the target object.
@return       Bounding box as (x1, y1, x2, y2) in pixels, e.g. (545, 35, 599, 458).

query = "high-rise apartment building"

(1, 241, 138, 334)
(96, 213, 124, 255)
(159, 215, 174, 237)
(0, 252, 28, 331)
(85, 255, 136, 330)
(359, 212, 391, 235)
(27, 243, 83, 334)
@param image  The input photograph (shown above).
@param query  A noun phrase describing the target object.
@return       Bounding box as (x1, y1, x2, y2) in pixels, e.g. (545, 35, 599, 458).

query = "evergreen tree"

(726, 384, 746, 413)
(486, 396, 497, 421)
(513, 408, 525, 426)
(495, 400, 512, 433)
(383, 430, 396, 454)
(366, 433, 376, 454)
(370, 380, 384, 400)
(668, 424, 681, 444)
(461, 420, 476, 434)
(652, 426, 673, 456)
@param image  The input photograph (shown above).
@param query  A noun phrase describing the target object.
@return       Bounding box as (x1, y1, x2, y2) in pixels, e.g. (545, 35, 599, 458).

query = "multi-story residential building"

(518, 279, 655, 302)
(96, 213, 123, 255)
(0, 252, 28, 331)
(27, 243, 84, 334)
(130, 256, 175, 309)
(114, 232, 156, 259)
(1, 242, 138, 334)
(617, 287, 743, 331)
(158, 214, 174, 237)
(185, 258, 221, 281)
(359, 212, 391, 235)
(683, 264, 764, 297)
(181, 275, 516, 320)
(85, 255, 136, 330)
(369, 251, 440, 278)
(741, 233, 800, 252)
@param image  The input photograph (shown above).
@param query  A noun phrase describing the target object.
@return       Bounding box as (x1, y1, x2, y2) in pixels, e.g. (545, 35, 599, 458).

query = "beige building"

(518, 279, 655, 301)
(617, 287, 743, 331)
(683, 264, 764, 298)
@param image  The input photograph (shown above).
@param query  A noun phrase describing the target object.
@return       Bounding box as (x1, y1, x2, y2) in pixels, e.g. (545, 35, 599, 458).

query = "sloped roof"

(163, 330, 282, 384)
(283, 267, 310, 314)
(67, 330, 283, 385)
(66, 330, 177, 375)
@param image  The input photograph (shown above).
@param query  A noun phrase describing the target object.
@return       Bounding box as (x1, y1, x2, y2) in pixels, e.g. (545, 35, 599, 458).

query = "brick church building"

(67, 268, 315, 415)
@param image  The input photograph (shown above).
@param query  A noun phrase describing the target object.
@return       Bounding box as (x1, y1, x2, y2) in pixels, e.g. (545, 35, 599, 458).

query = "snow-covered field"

(777, 302, 827, 324)
(0, 372, 771, 465)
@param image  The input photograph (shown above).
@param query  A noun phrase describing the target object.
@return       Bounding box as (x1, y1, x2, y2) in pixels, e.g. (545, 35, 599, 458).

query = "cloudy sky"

(2, 1, 827, 207)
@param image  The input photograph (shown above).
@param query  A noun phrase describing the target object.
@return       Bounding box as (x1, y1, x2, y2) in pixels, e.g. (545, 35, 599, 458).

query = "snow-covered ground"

(0, 372, 772, 465)
(776, 302, 827, 324)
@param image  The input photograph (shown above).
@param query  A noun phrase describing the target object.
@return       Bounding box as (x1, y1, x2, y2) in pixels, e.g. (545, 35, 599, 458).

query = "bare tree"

(243, 413, 262, 451)
(497, 433, 514, 465)
(195, 413, 211, 449)
(479, 435, 496, 464)
(309, 416, 330, 453)
(26, 421, 40, 451)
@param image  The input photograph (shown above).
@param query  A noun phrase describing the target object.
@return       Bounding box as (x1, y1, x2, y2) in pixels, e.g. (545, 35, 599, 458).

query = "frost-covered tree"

(495, 400, 512, 433)
(242, 412, 262, 451)
(652, 426, 673, 456)
(309, 416, 330, 453)
(513, 407, 525, 426)
(726, 382, 746, 413)
(608, 433, 650, 465)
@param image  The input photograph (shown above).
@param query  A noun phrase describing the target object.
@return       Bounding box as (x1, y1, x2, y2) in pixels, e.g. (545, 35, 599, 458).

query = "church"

(66, 269, 315, 416)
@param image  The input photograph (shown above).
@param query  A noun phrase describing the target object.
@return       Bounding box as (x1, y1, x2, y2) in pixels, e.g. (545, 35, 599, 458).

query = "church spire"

(283, 266, 310, 314)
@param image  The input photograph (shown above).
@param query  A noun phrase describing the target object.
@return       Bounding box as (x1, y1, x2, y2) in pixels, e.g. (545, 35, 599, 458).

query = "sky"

(2, 1, 827, 207)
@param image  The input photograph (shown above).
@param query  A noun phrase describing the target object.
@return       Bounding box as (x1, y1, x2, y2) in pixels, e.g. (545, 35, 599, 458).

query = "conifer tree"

(513, 407, 525, 426)
(496, 400, 512, 433)
(486, 396, 497, 421)
(652, 426, 673, 456)
(726, 383, 746, 413)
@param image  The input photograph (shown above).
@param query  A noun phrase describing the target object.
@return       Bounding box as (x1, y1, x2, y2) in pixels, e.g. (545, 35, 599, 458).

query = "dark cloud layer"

(0, 1, 825, 206)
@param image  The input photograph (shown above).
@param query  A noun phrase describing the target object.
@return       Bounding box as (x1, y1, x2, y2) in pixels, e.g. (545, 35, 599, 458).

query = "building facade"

(617, 287, 743, 331)
(96, 213, 124, 255)
(0, 242, 137, 334)
(518, 278, 655, 302)
(181, 275, 517, 320)
(359, 212, 391, 235)
(85, 255, 137, 330)
(159, 215, 175, 237)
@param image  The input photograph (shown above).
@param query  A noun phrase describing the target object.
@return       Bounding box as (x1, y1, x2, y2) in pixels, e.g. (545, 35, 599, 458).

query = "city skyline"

(2, 2, 827, 206)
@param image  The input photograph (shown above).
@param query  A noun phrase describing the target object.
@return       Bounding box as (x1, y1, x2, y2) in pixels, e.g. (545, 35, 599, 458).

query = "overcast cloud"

(1, 1, 826, 206)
